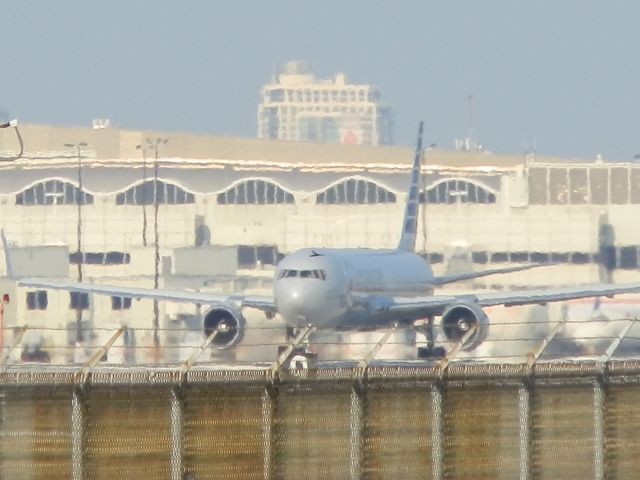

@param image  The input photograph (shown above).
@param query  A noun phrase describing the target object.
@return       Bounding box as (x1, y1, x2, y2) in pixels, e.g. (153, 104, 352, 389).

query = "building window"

(631, 169, 640, 203)
(16, 180, 94, 206)
(472, 251, 489, 264)
(610, 168, 629, 205)
(298, 116, 340, 143)
(69, 292, 89, 310)
(26, 291, 48, 310)
(316, 179, 397, 204)
(420, 179, 496, 204)
(269, 89, 284, 102)
(427, 252, 444, 265)
(217, 180, 295, 205)
(589, 169, 608, 205)
(619, 246, 639, 269)
(549, 168, 569, 204)
(569, 168, 589, 204)
(69, 252, 131, 265)
(237, 245, 283, 268)
(116, 180, 195, 205)
(111, 296, 132, 310)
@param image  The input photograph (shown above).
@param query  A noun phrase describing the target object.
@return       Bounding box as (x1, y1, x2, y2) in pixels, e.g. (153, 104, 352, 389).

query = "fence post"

(262, 385, 277, 480)
(593, 379, 605, 480)
(71, 388, 84, 480)
(518, 381, 531, 480)
(169, 388, 183, 480)
(431, 383, 444, 480)
(350, 382, 365, 480)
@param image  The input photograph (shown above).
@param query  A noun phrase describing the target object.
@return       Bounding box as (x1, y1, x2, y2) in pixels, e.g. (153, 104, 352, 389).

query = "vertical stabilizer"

(397, 122, 425, 252)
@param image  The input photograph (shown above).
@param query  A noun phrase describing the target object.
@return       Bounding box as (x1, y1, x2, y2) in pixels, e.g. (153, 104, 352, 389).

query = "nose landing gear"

(285, 326, 297, 342)
(279, 328, 317, 369)
(273, 325, 317, 372)
(416, 316, 446, 359)
(277, 346, 318, 370)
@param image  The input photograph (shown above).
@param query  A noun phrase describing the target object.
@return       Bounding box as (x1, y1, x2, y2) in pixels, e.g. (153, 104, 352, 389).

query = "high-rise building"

(257, 61, 392, 146)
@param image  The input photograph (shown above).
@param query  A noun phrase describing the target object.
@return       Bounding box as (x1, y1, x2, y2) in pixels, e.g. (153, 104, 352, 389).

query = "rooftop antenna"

(467, 93, 474, 151)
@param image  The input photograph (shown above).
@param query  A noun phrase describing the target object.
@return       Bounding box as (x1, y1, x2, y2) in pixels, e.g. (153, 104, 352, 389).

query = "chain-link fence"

(2, 305, 640, 479)
(2, 362, 640, 479)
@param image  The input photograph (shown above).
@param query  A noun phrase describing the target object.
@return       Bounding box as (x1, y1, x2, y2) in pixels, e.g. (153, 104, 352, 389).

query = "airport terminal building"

(0, 122, 639, 361)
(0, 123, 638, 278)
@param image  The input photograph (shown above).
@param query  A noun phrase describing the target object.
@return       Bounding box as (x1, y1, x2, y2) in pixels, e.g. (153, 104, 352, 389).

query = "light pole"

(0, 119, 23, 161)
(64, 142, 88, 343)
(135, 144, 149, 247)
(143, 137, 168, 346)
(0, 119, 20, 352)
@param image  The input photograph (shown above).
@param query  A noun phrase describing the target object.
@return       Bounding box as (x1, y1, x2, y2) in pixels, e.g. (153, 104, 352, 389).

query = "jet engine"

(203, 307, 246, 349)
(441, 302, 489, 351)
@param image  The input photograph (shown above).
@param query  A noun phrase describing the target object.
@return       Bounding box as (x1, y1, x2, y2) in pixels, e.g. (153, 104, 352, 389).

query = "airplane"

(15, 122, 640, 358)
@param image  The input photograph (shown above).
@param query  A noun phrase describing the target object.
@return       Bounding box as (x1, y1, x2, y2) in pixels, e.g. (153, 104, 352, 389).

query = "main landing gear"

(280, 320, 447, 365)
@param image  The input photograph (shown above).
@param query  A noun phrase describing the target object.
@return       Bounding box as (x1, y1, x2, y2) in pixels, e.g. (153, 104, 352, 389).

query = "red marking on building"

(343, 131, 358, 145)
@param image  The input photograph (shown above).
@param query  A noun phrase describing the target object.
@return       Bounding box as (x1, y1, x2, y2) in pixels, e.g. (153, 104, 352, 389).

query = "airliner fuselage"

(274, 248, 435, 329)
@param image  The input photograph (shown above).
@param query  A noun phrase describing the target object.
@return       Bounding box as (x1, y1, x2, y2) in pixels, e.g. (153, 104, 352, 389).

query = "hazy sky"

(2, 1, 639, 160)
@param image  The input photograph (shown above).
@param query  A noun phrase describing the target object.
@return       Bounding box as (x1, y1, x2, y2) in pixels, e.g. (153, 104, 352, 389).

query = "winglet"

(397, 121, 424, 252)
(1, 229, 14, 279)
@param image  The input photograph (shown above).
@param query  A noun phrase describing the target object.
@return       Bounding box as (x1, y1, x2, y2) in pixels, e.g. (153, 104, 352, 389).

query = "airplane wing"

(431, 263, 554, 286)
(474, 283, 640, 307)
(16, 278, 276, 312)
(387, 283, 640, 318)
(381, 295, 459, 316)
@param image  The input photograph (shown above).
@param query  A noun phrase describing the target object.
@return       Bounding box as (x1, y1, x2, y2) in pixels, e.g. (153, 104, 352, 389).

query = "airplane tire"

(417, 346, 446, 359)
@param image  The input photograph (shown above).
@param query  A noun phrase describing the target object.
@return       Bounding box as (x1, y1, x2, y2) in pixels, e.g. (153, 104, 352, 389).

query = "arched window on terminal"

(217, 180, 295, 205)
(316, 179, 397, 204)
(16, 180, 94, 206)
(420, 179, 496, 204)
(116, 180, 195, 205)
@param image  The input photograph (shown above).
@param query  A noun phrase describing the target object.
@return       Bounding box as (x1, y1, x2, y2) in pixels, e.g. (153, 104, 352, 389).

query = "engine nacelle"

(203, 307, 246, 349)
(441, 302, 489, 351)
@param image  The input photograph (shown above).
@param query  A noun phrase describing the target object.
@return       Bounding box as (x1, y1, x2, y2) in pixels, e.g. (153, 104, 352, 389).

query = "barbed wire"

(1, 314, 640, 369)
(1, 316, 639, 333)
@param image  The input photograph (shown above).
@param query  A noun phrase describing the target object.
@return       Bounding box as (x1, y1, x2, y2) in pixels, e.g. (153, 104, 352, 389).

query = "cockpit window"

(278, 269, 327, 280)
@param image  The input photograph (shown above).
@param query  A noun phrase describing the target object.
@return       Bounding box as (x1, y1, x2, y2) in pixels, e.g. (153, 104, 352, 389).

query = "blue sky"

(2, 1, 639, 159)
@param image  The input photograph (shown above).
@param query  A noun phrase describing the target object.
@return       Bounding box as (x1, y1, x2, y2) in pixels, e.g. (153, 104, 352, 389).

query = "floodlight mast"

(64, 142, 89, 344)
(143, 137, 169, 347)
(0, 119, 23, 161)
(0, 119, 18, 128)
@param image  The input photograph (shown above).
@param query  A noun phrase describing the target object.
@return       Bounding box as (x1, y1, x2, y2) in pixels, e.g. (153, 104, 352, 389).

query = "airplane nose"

(276, 283, 314, 325)
(283, 288, 303, 308)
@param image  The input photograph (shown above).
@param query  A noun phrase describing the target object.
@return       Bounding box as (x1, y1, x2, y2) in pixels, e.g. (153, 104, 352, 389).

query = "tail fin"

(1, 229, 14, 279)
(397, 121, 425, 252)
